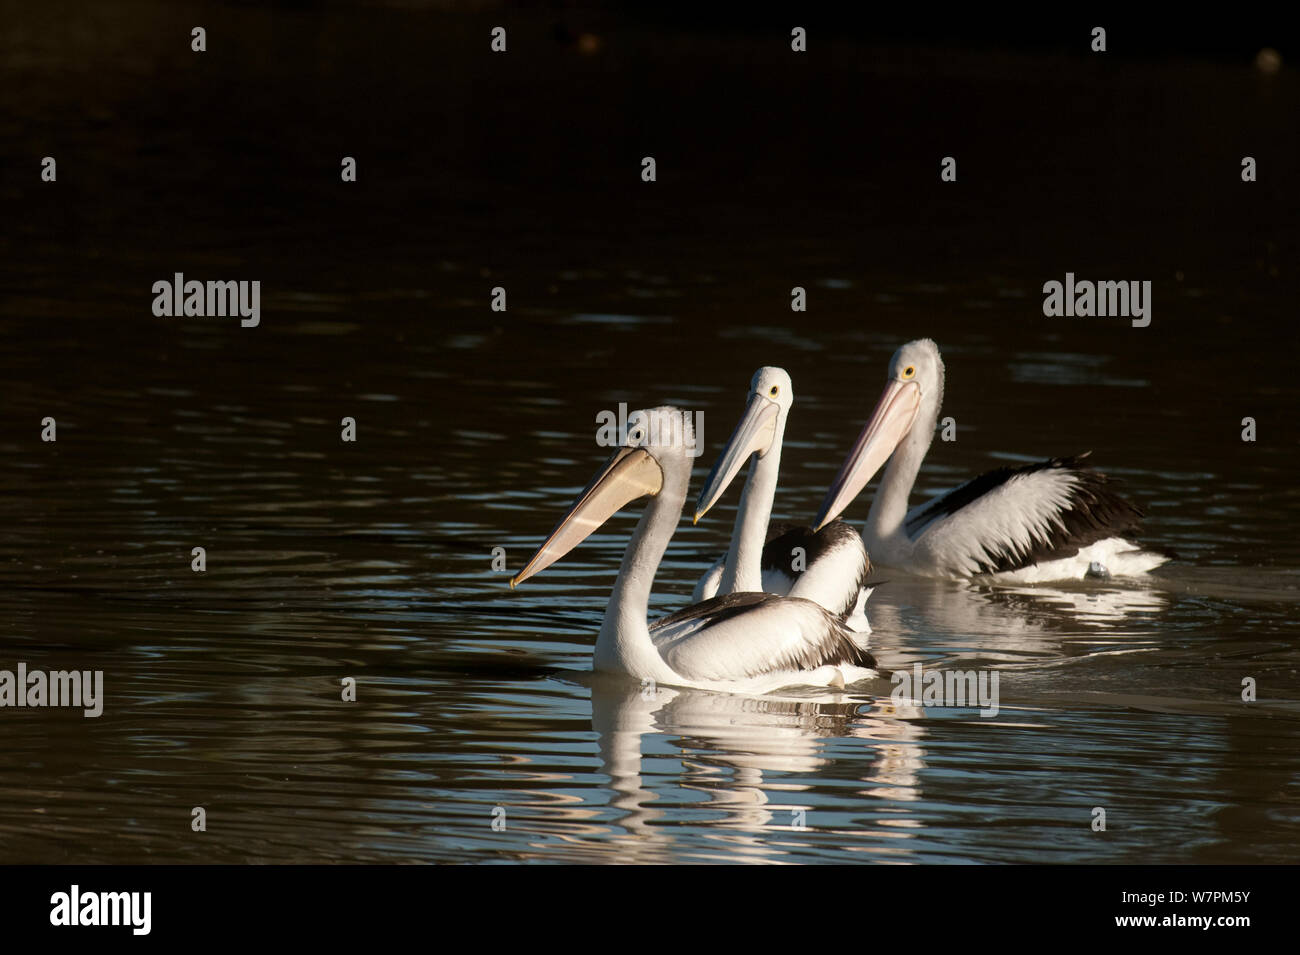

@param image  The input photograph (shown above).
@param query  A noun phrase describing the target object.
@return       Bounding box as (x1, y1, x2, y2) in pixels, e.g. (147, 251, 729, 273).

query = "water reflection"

(570, 677, 928, 862)
(855, 575, 1168, 668)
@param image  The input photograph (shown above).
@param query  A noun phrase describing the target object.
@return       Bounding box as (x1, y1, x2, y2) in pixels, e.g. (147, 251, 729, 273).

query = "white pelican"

(814, 339, 1172, 582)
(511, 406, 877, 693)
(691, 367, 871, 630)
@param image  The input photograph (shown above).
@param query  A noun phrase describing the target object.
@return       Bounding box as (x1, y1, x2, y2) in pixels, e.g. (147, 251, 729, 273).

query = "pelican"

(511, 406, 877, 693)
(814, 339, 1171, 582)
(691, 367, 871, 631)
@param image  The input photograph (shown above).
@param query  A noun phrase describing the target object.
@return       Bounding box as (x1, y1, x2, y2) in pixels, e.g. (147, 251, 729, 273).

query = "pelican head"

(511, 406, 694, 588)
(814, 339, 944, 530)
(693, 366, 793, 524)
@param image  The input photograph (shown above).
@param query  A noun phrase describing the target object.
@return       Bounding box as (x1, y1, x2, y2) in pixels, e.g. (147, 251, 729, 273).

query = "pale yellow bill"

(511, 446, 664, 588)
(693, 393, 778, 524)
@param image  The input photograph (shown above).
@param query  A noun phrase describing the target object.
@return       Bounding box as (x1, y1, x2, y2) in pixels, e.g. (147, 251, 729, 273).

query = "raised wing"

(906, 454, 1146, 576)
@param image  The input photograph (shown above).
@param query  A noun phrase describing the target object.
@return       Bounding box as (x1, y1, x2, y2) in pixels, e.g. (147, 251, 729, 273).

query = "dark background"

(6, 3, 1296, 343)
(5, 3, 1295, 497)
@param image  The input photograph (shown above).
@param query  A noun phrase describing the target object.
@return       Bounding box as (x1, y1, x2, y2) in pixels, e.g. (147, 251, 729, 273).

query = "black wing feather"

(906, 453, 1152, 575)
(652, 591, 876, 673)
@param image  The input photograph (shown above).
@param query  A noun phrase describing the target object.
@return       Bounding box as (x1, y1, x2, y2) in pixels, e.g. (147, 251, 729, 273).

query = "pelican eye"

(901, 365, 916, 380)
(769, 385, 779, 396)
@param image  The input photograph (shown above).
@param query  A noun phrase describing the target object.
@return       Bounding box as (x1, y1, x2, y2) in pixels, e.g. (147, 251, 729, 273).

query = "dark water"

(2, 4, 1298, 863)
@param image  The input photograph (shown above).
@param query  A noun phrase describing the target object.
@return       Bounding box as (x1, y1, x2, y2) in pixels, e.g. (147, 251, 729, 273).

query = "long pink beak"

(814, 379, 920, 531)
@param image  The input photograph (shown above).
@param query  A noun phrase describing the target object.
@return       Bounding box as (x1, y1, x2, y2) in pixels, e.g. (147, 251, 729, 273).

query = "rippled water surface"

(2, 3, 1297, 864)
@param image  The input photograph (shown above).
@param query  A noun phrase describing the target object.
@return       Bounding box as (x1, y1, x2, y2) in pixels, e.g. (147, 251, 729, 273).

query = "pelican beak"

(814, 379, 921, 531)
(693, 392, 780, 523)
(510, 446, 664, 588)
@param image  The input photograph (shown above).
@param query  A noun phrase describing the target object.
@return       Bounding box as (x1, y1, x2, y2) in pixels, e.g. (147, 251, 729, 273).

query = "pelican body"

(692, 367, 870, 630)
(815, 339, 1170, 582)
(511, 406, 876, 693)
